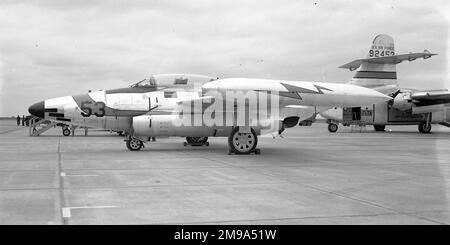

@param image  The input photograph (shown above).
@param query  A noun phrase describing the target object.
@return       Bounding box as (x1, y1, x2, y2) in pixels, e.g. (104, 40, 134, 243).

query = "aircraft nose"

(28, 101, 45, 118)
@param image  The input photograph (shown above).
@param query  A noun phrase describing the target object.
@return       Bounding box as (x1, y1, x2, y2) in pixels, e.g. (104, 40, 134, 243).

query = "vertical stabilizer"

(348, 34, 398, 94)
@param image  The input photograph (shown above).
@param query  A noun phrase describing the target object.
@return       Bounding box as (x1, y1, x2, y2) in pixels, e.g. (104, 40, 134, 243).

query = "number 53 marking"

(81, 101, 106, 117)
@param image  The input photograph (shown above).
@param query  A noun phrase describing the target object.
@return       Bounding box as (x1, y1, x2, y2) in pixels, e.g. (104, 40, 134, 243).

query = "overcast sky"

(0, 0, 448, 116)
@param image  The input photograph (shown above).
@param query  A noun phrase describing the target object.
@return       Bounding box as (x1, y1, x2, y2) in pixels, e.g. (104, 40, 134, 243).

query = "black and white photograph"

(0, 0, 449, 238)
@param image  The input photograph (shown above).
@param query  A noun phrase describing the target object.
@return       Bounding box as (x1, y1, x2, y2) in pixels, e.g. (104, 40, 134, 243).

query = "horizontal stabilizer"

(340, 51, 437, 71)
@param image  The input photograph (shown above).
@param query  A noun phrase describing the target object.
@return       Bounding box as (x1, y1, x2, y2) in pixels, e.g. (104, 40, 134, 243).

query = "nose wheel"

(62, 127, 71, 136)
(328, 123, 338, 133)
(126, 138, 144, 151)
(228, 127, 259, 155)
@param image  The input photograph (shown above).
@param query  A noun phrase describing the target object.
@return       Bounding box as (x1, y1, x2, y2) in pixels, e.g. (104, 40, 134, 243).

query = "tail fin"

(349, 34, 398, 94)
(341, 34, 437, 95)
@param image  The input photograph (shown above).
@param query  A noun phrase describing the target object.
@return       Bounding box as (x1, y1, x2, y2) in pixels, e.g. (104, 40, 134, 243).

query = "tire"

(126, 138, 143, 151)
(328, 123, 338, 133)
(373, 125, 386, 131)
(186, 137, 208, 145)
(62, 128, 71, 136)
(228, 127, 258, 154)
(418, 122, 432, 134)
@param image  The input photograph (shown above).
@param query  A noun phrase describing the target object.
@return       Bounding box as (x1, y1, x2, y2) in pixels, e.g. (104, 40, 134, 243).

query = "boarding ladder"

(350, 122, 367, 133)
(29, 117, 57, 136)
(349, 111, 368, 132)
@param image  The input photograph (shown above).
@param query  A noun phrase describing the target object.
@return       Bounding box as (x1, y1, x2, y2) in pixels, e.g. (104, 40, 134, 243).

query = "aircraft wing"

(411, 89, 450, 106)
(339, 52, 437, 71)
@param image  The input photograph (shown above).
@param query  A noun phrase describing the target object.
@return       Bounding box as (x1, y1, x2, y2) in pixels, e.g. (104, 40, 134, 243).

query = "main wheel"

(373, 125, 386, 131)
(186, 137, 208, 145)
(126, 138, 143, 151)
(418, 122, 432, 134)
(228, 127, 258, 154)
(62, 128, 71, 136)
(328, 123, 338, 133)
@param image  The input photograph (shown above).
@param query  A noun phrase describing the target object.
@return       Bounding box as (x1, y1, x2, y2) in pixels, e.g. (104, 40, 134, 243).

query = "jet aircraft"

(29, 74, 390, 154)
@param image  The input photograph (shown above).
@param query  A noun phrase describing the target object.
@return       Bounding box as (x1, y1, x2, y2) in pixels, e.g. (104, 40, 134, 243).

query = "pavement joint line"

(0, 187, 59, 191)
(0, 127, 27, 135)
(59, 166, 240, 171)
(0, 169, 58, 173)
(302, 184, 447, 225)
(183, 151, 249, 169)
(56, 136, 68, 225)
(62, 206, 119, 218)
(49, 182, 286, 190)
(61, 172, 101, 177)
(231, 165, 449, 225)
(63, 174, 100, 177)
(157, 212, 413, 225)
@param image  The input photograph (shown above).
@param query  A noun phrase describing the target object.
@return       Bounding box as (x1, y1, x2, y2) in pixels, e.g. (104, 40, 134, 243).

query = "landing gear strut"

(418, 113, 432, 134)
(228, 127, 260, 155)
(183, 137, 209, 147)
(418, 122, 432, 134)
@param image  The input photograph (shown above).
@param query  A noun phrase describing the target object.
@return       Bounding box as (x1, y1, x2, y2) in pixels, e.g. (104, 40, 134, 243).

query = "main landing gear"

(183, 137, 209, 147)
(418, 113, 432, 134)
(126, 137, 144, 151)
(373, 125, 386, 132)
(328, 123, 338, 133)
(124, 127, 261, 155)
(418, 122, 432, 134)
(228, 127, 260, 155)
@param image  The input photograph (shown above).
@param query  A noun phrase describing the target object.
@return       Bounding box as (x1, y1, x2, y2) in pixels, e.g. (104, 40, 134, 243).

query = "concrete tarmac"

(0, 119, 449, 224)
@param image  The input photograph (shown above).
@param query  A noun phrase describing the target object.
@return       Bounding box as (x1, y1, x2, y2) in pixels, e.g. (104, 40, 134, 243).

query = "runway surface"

(0, 119, 449, 224)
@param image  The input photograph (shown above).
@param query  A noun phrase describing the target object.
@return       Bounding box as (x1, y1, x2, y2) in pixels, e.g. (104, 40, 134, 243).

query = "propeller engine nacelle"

(391, 92, 413, 111)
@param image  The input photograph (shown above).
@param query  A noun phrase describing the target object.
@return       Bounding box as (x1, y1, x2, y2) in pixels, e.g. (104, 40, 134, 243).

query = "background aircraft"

(320, 34, 450, 133)
(28, 74, 390, 154)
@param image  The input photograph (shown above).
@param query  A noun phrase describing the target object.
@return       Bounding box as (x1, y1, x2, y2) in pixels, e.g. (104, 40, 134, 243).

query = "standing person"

(22, 115, 25, 126)
(16, 115, 20, 126)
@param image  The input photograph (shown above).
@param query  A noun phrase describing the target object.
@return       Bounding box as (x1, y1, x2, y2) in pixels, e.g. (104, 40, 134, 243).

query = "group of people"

(16, 115, 26, 126)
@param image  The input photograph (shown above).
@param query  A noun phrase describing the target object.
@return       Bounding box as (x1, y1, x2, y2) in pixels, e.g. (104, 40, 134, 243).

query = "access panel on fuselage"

(387, 107, 425, 123)
(361, 106, 374, 123)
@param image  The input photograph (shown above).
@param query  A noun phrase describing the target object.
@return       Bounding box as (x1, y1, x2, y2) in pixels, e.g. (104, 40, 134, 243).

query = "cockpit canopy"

(131, 74, 217, 90)
(131, 77, 156, 88)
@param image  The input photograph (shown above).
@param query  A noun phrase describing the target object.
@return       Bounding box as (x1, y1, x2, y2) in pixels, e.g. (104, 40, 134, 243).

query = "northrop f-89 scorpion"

(29, 74, 390, 154)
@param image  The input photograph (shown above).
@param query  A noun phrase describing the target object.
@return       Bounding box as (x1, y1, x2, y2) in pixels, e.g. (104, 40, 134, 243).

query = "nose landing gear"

(62, 127, 71, 136)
